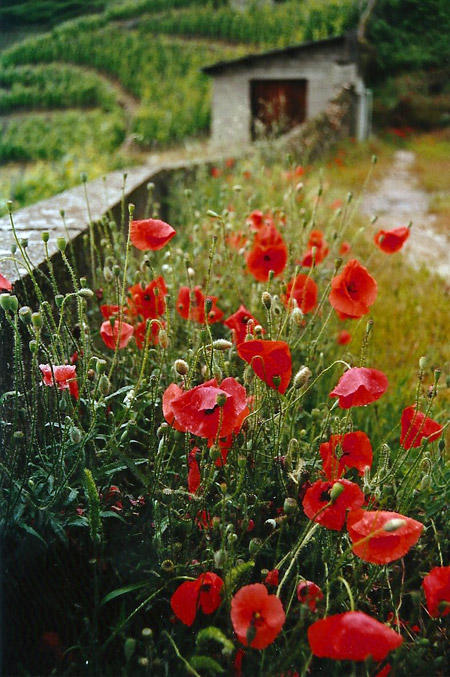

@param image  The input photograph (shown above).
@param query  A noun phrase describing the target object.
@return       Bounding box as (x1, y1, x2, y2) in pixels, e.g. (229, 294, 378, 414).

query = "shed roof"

(202, 32, 358, 76)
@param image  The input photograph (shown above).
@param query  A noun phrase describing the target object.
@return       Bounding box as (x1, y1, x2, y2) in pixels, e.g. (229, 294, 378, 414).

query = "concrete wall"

(209, 42, 364, 148)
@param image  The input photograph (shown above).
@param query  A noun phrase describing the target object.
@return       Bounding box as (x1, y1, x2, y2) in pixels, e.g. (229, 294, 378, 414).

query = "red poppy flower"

(171, 572, 224, 627)
(162, 383, 188, 432)
(133, 319, 162, 349)
(337, 329, 352, 345)
(127, 276, 167, 319)
(100, 304, 121, 320)
(164, 377, 248, 439)
(237, 339, 292, 394)
(100, 319, 134, 349)
(329, 259, 377, 319)
(210, 167, 222, 178)
(400, 405, 443, 449)
(329, 367, 388, 408)
(0, 273, 12, 291)
(224, 305, 263, 345)
(376, 665, 392, 677)
(339, 241, 351, 256)
(308, 611, 403, 661)
(422, 566, 450, 618)
(302, 479, 364, 531)
(283, 274, 318, 314)
(297, 580, 323, 612)
(300, 230, 329, 267)
(374, 226, 410, 254)
(176, 286, 224, 324)
(264, 569, 279, 587)
(320, 431, 373, 481)
(130, 218, 176, 251)
(330, 199, 343, 210)
(246, 225, 288, 282)
(188, 448, 201, 495)
(39, 364, 79, 399)
(231, 583, 285, 649)
(347, 509, 423, 564)
(226, 230, 248, 251)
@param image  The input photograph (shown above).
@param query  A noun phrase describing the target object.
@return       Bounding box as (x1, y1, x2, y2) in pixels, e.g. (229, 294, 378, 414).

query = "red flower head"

(188, 448, 201, 495)
(227, 230, 248, 251)
(210, 167, 222, 178)
(133, 319, 162, 349)
(100, 319, 134, 349)
(162, 383, 188, 432)
(127, 276, 167, 319)
(231, 583, 285, 649)
(374, 226, 410, 254)
(337, 329, 352, 345)
(400, 405, 443, 449)
(100, 304, 121, 320)
(329, 259, 377, 319)
(330, 367, 388, 409)
(320, 431, 373, 481)
(163, 377, 248, 439)
(422, 566, 450, 618)
(308, 611, 403, 661)
(283, 274, 318, 314)
(264, 569, 279, 587)
(0, 273, 12, 291)
(347, 509, 423, 564)
(171, 572, 223, 627)
(297, 580, 323, 612)
(224, 305, 263, 345)
(339, 241, 351, 256)
(246, 225, 288, 282)
(39, 364, 79, 399)
(238, 339, 292, 394)
(130, 218, 176, 251)
(300, 230, 329, 267)
(176, 286, 224, 324)
(302, 479, 364, 531)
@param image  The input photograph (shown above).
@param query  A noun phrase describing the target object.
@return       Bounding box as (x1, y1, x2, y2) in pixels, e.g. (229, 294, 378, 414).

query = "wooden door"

(251, 79, 307, 139)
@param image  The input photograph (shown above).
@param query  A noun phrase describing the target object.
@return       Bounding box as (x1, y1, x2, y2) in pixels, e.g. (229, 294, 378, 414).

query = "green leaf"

(225, 560, 254, 593)
(19, 523, 47, 546)
(100, 580, 151, 607)
(190, 656, 224, 675)
(104, 385, 135, 402)
(196, 627, 234, 656)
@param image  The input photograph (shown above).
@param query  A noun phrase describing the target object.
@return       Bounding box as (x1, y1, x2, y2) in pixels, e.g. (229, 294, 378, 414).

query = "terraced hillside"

(0, 0, 357, 214)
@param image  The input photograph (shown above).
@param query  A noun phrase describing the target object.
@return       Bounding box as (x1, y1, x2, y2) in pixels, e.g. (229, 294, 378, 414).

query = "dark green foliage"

(366, 0, 450, 80)
(0, 0, 105, 27)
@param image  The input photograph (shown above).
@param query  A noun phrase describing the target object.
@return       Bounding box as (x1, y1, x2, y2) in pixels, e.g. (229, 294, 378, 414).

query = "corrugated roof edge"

(201, 31, 358, 75)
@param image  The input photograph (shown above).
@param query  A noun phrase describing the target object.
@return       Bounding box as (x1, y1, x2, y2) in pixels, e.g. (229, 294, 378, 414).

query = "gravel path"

(362, 149, 450, 280)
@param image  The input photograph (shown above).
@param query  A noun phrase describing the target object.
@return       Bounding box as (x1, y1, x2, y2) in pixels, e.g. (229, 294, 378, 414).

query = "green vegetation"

(0, 0, 105, 26)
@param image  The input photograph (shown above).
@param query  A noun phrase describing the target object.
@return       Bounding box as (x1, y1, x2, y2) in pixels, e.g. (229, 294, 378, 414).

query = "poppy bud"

(55, 294, 64, 308)
(78, 288, 94, 299)
(329, 482, 345, 502)
(238, 456, 247, 468)
(128, 203, 135, 218)
(41, 231, 49, 243)
(87, 369, 96, 381)
(228, 532, 238, 545)
(213, 339, 233, 351)
(103, 266, 113, 282)
(290, 306, 304, 326)
(383, 518, 407, 532)
(99, 374, 111, 395)
(70, 427, 82, 444)
(284, 497, 297, 514)
(31, 312, 42, 328)
(56, 237, 67, 252)
(187, 267, 195, 279)
(420, 474, 431, 490)
(141, 628, 153, 642)
(9, 295, 18, 311)
(29, 339, 38, 353)
(21, 238, 28, 249)
(262, 292, 272, 309)
(293, 366, 312, 389)
(157, 422, 169, 437)
(206, 209, 220, 219)
(19, 306, 32, 325)
(311, 408, 320, 420)
(10, 243, 17, 254)
(272, 375, 281, 389)
(249, 538, 262, 555)
(174, 359, 189, 375)
(214, 549, 226, 568)
(204, 298, 213, 314)
(264, 518, 277, 531)
(419, 356, 427, 371)
(159, 330, 169, 349)
(113, 265, 121, 277)
(209, 445, 221, 461)
(95, 358, 107, 374)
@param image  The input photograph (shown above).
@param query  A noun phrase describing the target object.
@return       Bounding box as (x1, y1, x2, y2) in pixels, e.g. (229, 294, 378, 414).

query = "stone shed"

(202, 32, 371, 148)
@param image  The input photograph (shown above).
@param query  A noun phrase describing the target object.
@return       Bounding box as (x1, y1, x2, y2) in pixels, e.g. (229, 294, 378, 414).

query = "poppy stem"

(337, 576, 355, 611)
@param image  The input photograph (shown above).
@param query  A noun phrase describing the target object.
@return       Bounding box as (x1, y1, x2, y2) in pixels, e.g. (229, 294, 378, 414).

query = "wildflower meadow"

(1, 146, 449, 676)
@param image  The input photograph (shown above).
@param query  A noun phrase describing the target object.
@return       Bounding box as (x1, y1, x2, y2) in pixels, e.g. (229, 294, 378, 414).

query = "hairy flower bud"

(174, 359, 189, 375)
(262, 291, 272, 309)
(293, 366, 312, 389)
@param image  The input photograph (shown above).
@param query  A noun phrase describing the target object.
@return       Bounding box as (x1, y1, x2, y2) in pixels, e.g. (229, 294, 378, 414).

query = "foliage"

(1, 139, 449, 675)
(0, 0, 105, 26)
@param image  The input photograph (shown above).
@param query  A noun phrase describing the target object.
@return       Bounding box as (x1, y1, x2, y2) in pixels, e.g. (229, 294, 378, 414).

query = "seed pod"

(283, 497, 297, 515)
(18, 306, 32, 324)
(99, 374, 111, 395)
